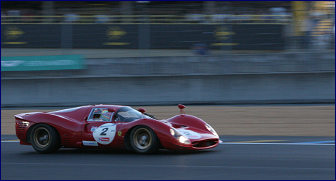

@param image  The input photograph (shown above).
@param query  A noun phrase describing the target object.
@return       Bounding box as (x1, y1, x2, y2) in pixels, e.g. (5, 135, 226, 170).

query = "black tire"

(129, 126, 159, 153)
(30, 124, 60, 153)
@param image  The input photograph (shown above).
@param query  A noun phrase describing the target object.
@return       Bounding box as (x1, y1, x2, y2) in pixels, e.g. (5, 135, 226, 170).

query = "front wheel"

(30, 124, 60, 153)
(129, 126, 159, 153)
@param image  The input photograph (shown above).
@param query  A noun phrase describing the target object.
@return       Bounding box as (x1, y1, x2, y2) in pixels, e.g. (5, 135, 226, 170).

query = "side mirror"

(108, 108, 116, 112)
(178, 104, 186, 114)
(137, 108, 146, 114)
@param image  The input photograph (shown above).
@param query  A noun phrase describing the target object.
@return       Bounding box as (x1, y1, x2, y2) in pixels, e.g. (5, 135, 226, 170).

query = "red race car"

(15, 104, 220, 153)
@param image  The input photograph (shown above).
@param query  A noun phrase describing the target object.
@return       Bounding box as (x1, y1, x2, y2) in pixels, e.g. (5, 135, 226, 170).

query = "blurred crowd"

(1, 1, 292, 23)
(1, 1, 334, 50)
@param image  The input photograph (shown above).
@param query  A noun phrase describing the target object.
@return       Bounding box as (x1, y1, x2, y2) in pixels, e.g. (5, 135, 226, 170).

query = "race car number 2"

(93, 123, 116, 145)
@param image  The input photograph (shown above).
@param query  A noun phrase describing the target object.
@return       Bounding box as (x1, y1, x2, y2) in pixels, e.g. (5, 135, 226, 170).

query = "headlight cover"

(170, 128, 176, 136)
(205, 123, 218, 137)
(170, 128, 191, 144)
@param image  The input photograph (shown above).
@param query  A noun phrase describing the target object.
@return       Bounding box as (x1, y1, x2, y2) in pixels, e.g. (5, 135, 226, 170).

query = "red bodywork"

(15, 105, 219, 151)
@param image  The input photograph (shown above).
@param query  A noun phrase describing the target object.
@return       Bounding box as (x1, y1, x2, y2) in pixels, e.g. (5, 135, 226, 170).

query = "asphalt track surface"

(1, 136, 335, 180)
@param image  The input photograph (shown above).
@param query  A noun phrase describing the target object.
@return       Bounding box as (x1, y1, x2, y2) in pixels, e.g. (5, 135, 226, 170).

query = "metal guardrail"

(1, 15, 291, 24)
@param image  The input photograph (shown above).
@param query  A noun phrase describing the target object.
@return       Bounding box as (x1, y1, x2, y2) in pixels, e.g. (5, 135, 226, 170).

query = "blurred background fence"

(1, 1, 335, 107)
(1, 1, 334, 51)
(1, 22, 286, 50)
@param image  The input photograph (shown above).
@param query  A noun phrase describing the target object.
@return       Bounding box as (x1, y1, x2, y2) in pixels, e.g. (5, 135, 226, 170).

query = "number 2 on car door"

(100, 128, 108, 135)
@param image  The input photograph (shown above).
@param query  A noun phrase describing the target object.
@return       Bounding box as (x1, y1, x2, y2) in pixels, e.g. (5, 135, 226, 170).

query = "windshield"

(115, 107, 150, 122)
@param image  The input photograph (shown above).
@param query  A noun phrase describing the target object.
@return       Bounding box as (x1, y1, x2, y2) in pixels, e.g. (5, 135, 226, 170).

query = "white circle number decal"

(93, 123, 116, 145)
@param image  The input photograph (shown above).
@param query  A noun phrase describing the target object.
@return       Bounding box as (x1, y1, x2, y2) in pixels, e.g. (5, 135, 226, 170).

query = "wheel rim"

(133, 128, 152, 150)
(33, 127, 50, 148)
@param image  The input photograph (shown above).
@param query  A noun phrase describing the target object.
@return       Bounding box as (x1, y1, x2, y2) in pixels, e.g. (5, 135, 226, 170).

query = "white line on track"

(1, 140, 19, 143)
(220, 142, 335, 146)
(2, 162, 334, 170)
(1, 140, 335, 146)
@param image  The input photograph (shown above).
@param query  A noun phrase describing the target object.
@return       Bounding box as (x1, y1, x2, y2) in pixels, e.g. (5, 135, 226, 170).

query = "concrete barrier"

(1, 52, 334, 107)
(1, 73, 334, 107)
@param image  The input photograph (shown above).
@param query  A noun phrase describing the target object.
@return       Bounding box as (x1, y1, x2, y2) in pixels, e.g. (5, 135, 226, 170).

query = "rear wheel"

(129, 126, 159, 153)
(30, 124, 60, 153)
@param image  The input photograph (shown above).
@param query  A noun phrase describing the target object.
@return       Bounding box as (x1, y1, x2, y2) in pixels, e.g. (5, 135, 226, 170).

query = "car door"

(82, 107, 117, 147)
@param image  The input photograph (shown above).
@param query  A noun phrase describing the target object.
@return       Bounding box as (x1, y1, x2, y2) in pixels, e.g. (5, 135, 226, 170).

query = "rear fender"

(16, 112, 82, 147)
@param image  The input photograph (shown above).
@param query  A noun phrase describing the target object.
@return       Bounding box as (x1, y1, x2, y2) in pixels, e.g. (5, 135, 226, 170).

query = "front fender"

(121, 119, 177, 149)
(167, 114, 208, 130)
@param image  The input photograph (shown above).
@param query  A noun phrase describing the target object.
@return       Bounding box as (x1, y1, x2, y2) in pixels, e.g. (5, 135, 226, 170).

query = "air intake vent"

(192, 139, 218, 148)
